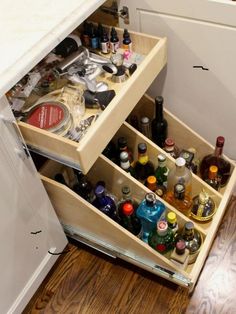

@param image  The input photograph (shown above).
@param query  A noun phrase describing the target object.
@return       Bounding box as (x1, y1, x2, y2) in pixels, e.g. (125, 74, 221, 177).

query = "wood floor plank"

(23, 197, 236, 314)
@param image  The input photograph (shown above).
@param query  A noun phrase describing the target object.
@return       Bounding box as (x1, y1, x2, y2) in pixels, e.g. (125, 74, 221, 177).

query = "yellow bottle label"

(138, 155, 148, 165)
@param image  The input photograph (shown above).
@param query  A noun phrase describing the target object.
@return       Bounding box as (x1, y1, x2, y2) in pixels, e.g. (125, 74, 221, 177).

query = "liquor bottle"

(92, 185, 117, 221)
(136, 193, 166, 242)
(119, 203, 142, 237)
(205, 165, 220, 191)
(200, 136, 231, 186)
(134, 143, 155, 183)
(167, 211, 179, 235)
(191, 189, 216, 221)
(155, 154, 169, 187)
(151, 96, 168, 148)
(118, 185, 138, 217)
(187, 147, 200, 174)
(182, 222, 202, 264)
(164, 183, 193, 216)
(140, 116, 152, 139)
(73, 171, 94, 203)
(146, 175, 166, 198)
(170, 239, 190, 270)
(103, 140, 117, 164)
(179, 149, 194, 170)
(167, 157, 192, 197)
(100, 28, 110, 54)
(148, 220, 174, 254)
(117, 136, 133, 163)
(119, 152, 136, 177)
(110, 27, 119, 53)
(123, 29, 132, 52)
(164, 138, 179, 159)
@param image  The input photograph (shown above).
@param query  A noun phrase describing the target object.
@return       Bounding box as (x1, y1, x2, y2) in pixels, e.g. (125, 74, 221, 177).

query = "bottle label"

(138, 155, 148, 165)
(123, 42, 132, 52)
(101, 41, 109, 54)
(110, 41, 119, 53)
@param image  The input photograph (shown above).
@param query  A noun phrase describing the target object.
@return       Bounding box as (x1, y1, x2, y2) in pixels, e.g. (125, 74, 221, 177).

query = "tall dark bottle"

(151, 96, 168, 148)
(200, 136, 231, 186)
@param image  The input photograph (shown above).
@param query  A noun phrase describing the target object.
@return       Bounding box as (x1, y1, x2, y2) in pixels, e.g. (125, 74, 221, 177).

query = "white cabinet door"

(0, 96, 67, 314)
(119, 0, 236, 160)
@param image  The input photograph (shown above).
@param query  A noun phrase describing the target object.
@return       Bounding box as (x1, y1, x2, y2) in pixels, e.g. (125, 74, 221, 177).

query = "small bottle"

(167, 211, 179, 235)
(92, 185, 117, 221)
(110, 27, 120, 53)
(146, 175, 166, 198)
(123, 29, 132, 52)
(151, 96, 168, 148)
(96, 23, 104, 48)
(136, 193, 166, 242)
(170, 239, 190, 270)
(167, 157, 192, 197)
(140, 116, 152, 139)
(81, 21, 90, 47)
(205, 165, 220, 191)
(119, 152, 136, 177)
(164, 183, 193, 216)
(148, 220, 174, 254)
(182, 222, 202, 264)
(200, 136, 231, 186)
(155, 154, 169, 187)
(119, 203, 142, 237)
(117, 136, 133, 163)
(89, 23, 99, 49)
(100, 28, 110, 54)
(164, 138, 179, 159)
(134, 143, 155, 183)
(179, 149, 194, 170)
(191, 190, 216, 221)
(118, 185, 139, 217)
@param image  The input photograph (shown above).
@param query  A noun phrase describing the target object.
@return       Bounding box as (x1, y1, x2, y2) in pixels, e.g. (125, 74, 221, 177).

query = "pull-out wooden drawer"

(17, 28, 167, 173)
(39, 97, 236, 290)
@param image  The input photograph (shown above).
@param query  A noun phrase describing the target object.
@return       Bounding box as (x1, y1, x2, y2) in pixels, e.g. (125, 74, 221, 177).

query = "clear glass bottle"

(182, 222, 202, 264)
(148, 220, 174, 254)
(118, 185, 139, 217)
(164, 183, 193, 216)
(151, 96, 168, 148)
(191, 190, 216, 221)
(134, 143, 154, 183)
(164, 138, 179, 159)
(200, 136, 231, 187)
(136, 193, 166, 242)
(167, 211, 179, 235)
(92, 185, 117, 221)
(119, 203, 142, 237)
(140, 116, 152, 139)
(167, 157, 192, 197)
(155, 154, 169, 187)
(170, 239, 190, 270)
(205, 165, 220, 191)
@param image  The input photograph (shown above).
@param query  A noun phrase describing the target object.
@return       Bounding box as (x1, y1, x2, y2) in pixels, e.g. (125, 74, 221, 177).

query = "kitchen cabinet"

(1, 1, 236, 311)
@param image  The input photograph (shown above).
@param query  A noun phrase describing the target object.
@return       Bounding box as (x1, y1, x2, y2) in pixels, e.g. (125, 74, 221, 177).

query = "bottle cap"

(216, 136, 225, 147)
(184, 222, 194, 235)
(141, 116, 150, 124)
(122, 203, 134, 216)
(158, 154, 166, 163)
(95, 185, 105, 196)
(155, 96, 164, 105)
(145, 192, 156, 205)
(174, 183, 185, 200)
(175, 239, 186, 255)
(147, 176, 157, 191)
(122, 185, 130, 195)
(118, 136, 127, 148)
(167, 211, 177, 224)
(157, 220, 168, 236)
(165, 138, 175, 147)
(175, 157, 186, 167)
(138, 143, 147, 154)
(120, 151, 129, 162)
(208, 165, 218, 180)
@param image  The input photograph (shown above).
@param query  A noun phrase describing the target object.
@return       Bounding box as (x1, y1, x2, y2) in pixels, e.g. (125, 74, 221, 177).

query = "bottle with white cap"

(167, 157, 192, 197)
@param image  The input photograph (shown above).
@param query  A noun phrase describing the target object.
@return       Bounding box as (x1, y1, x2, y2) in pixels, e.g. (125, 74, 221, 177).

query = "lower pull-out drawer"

(17, 27, 167, 174)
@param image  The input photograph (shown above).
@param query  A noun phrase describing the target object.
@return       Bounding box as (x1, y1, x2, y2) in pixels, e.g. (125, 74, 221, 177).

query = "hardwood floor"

(23, 196, 236, 314)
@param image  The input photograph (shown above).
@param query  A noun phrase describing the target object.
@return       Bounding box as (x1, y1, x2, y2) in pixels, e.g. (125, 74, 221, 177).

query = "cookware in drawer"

(17, 28, 167, 173)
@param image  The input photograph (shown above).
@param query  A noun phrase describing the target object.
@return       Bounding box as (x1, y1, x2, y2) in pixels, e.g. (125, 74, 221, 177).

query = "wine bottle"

(134, 143, 154, 183)
(151, 96, 168, 148)
(200, 136, 231, 186)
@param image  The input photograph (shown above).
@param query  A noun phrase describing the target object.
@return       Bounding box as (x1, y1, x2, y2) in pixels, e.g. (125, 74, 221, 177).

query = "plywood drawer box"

(39, 96, 236, 289)
(17, 27, 167, 174)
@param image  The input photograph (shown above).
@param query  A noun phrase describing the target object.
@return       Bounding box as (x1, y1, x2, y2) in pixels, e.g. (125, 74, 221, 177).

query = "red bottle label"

(156, 244, 166, 252)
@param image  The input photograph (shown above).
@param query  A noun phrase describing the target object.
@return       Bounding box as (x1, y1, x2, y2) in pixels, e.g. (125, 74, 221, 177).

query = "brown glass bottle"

(200, 136, 231, 186)
(151, 96, 168, 148)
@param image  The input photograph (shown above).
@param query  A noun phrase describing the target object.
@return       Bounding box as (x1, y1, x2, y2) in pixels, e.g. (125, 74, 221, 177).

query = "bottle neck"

(155, 102, 164, 122)
(175, 165, 185, 175)
(214, 145, 223, 157)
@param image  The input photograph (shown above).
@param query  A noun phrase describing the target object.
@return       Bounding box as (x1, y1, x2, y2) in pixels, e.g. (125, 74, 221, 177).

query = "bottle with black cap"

(134, 143, 154, 183)
(151, 96, 168, 148)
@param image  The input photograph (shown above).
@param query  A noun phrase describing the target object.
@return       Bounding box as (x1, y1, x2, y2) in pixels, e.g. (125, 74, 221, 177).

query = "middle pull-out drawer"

(17, 27, 167, 174)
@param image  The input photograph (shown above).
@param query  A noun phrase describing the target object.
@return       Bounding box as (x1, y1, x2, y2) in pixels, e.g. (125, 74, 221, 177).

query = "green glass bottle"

(148, 220, 174, 254)
(155, 154, 169, 187)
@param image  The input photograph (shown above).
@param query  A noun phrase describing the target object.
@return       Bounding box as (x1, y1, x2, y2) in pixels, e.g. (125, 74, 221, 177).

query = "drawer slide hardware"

(100, 1, 129, 24)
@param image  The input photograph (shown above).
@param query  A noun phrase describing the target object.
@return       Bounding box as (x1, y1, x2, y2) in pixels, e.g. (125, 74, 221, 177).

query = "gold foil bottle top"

(199, 190, 210, 205)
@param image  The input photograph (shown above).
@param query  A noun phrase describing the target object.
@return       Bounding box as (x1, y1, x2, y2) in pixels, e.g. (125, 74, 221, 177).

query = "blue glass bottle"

(92, 185, 117, 221)
(136, 193, 166, 242)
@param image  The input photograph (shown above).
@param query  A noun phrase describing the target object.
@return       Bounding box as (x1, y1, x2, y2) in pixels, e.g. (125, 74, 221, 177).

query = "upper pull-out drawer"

(17, 28, 167, 173)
